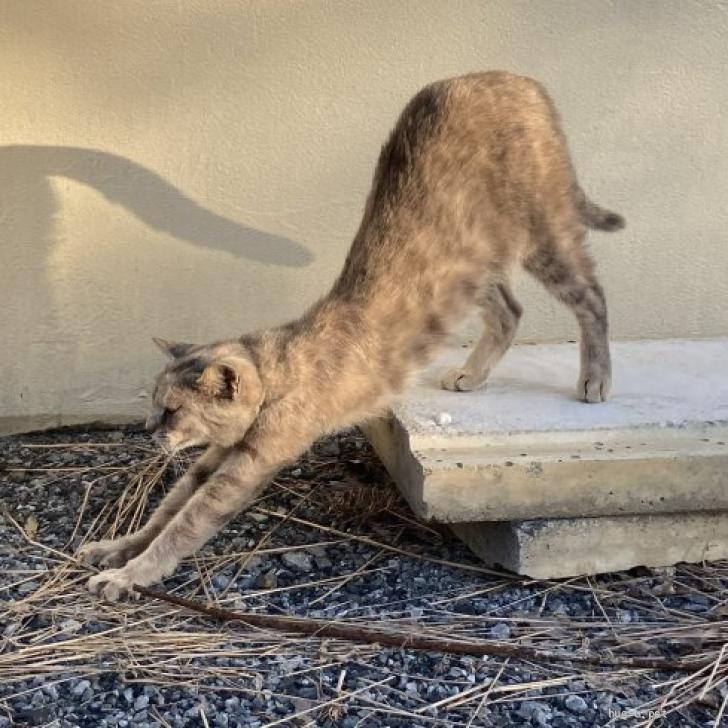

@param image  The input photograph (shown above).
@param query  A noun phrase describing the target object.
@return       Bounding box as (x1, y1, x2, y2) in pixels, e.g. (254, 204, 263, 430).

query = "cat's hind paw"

(577, 373, 611, 403)
(441, 368, 487, 392)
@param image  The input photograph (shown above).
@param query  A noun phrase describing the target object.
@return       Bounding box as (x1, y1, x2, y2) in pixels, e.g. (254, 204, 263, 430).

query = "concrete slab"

(453, 511, 728, 579)
(364, 338, 728, 522)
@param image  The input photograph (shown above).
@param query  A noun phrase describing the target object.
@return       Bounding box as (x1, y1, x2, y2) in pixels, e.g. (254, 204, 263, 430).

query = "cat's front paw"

(87, 567, 142, 602)
(77, 538, 144, 569)
(441, 368, 486, 392)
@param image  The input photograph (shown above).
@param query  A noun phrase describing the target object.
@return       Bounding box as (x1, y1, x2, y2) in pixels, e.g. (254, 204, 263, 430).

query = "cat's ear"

(152, 337, 196, 359)
(197, 359, 243, 400)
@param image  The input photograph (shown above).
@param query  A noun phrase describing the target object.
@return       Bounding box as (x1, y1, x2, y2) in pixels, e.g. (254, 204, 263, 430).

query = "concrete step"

(453, 512, 728, 579)
(364, 338, 728, 523)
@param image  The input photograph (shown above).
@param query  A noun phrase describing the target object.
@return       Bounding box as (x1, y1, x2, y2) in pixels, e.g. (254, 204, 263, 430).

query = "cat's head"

(146, 338, 264, 452)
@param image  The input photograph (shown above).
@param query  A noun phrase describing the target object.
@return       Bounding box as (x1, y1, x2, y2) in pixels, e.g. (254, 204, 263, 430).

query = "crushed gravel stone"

(1, 425, 727, 727)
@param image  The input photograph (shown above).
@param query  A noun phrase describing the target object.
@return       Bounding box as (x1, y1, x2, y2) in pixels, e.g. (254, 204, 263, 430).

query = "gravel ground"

(1, 426, 727, 727)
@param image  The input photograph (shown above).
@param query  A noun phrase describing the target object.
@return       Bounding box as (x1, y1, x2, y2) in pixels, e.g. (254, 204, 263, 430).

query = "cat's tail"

(576, 188, 625, 232)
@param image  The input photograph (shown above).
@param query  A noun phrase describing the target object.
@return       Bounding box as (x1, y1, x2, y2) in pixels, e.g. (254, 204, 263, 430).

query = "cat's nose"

(151, 430, 172, 453)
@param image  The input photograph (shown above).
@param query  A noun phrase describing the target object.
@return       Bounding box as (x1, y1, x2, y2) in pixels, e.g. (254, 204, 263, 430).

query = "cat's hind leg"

(441, 281, 522, 392)
(524, 229, 611, 403)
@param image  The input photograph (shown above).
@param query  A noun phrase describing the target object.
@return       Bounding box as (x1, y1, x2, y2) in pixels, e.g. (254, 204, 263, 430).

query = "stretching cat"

(80, 71, 624, 599)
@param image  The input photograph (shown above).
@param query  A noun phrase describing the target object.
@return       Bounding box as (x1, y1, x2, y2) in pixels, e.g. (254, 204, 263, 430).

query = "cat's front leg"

(78, 445, 229, 569)
(88, 446, 273, 600)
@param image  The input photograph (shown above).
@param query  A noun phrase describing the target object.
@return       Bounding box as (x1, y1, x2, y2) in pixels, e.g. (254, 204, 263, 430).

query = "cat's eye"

(161, 406, 180, 424)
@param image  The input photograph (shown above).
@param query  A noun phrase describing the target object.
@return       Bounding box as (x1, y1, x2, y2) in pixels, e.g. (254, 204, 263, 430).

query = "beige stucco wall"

(1, 1, 727, 433)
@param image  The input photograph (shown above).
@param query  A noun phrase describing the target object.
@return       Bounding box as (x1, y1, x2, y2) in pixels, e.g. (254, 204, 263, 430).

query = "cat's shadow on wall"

(0, 145, 313, 267)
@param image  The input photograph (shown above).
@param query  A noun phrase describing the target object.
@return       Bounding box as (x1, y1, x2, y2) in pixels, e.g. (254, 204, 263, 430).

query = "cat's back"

(335, 71, 569, 298)
(366, 71, 563, 217)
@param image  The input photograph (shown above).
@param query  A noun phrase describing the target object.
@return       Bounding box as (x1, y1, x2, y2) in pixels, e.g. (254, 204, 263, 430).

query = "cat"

(79, 71, 624, 599)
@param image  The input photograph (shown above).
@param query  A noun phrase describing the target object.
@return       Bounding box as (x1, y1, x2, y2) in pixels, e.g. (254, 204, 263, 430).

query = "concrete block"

(453, 511, 728, 579)
(364, 339, 728, 522)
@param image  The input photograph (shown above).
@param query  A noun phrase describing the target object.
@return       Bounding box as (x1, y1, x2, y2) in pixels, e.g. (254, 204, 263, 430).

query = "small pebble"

(60, 619, 83, 633)
(212, 574, 231, 589)
(224, 697, 240, 712)
(71, 680, 91, 697)
(257, 570, 278, 589)
(489, 622, 511, 640)
(565, 694, 589, 714)
(134, 695, 150, 710)
(281, 551, 313, 572)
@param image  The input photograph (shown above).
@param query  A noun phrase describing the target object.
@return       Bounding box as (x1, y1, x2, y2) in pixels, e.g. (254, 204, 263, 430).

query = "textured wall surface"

(1, 1, 727, 432)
